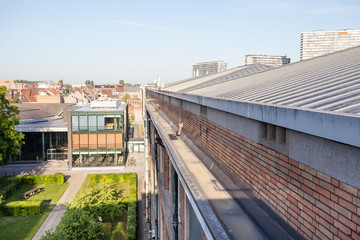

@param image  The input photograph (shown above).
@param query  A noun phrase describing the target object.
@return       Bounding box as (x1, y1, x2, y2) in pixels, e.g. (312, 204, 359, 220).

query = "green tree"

(58, 79, 63, 84)
(119, 80, 125, 85)
(40, 208, 104, 240)
(66, 84, 73, 90)
(122, 93, 131, 103)
(0, 86, 24, 165)
(70, 184, 126, 222)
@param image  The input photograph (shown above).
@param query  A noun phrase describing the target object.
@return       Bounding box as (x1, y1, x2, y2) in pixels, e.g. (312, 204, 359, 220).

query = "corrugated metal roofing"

(184, 46, 360, 116)
(164, 64, 273, 93)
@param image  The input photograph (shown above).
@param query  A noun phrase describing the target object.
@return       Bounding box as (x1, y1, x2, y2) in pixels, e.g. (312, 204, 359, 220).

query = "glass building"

(69, 100, 128, 167)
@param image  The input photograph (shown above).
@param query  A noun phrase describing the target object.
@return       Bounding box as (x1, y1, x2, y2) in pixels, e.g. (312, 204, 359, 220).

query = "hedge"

(0, 200, 42, 216)
(22, 174, 65, 185)
(126, 174, 137, 240)
(0, 176, 23, 202)
(0, 174, 65, 204)
(88, 173, 137, 240)
(88, 173, 134, 184)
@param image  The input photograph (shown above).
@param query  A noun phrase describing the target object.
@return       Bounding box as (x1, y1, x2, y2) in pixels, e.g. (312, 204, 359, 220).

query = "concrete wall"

(148, 90, 360, 240)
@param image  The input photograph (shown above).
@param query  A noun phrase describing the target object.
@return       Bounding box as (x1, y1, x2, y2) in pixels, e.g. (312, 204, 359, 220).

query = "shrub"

(40, 208, 103, 240)
(0, 200, 42, 216)
(22, 174, 65, 185)
(126, 174, 137, 240)
(0, 176, 23, 201)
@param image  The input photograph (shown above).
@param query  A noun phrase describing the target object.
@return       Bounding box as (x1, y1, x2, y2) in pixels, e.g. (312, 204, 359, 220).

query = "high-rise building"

(192, 60, 227, 77)
(300, 29, 360, 60)
(241, 54, 290, 67)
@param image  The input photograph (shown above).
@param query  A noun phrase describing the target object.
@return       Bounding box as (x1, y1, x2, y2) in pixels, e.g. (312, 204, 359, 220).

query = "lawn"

(0, 205, 55, 240)
(5, 182, 69, 203)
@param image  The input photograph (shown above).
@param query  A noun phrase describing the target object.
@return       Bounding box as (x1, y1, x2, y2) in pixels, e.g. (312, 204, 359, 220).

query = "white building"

(241, 55, 290, 67)
(192, 60, 227, 77)
(300, 29, 360, 60)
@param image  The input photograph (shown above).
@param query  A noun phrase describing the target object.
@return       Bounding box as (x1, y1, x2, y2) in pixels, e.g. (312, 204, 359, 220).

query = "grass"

(0, 204, 55, 240)
(5, 182, 69, 203)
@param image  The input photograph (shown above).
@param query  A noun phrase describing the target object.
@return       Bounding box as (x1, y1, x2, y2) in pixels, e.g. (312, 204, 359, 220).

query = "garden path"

(32, 173, 87, 240)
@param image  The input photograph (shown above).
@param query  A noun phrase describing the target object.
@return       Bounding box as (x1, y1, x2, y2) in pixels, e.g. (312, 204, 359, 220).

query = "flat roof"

(73, 102, 127, 112)
(16, 119, 68, 132)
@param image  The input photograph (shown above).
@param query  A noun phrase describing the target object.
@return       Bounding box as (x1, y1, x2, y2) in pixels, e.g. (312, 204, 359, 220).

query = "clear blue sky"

(1, 0, 359, 85)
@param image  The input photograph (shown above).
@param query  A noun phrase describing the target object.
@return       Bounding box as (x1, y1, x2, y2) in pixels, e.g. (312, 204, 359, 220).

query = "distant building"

(241, 54, 290, 67)
(192, 60, 227, 77)
(68, 99, 128, 168)
(300, 29, 360, 60)
(0, 79, 27, 91)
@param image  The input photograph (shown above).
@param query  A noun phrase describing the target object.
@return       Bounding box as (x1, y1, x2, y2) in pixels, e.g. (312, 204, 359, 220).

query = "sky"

(0, 0, 359, 85)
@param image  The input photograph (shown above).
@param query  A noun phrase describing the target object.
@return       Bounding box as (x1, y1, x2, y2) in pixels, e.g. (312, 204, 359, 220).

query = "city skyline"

(1, 0, 359, 85)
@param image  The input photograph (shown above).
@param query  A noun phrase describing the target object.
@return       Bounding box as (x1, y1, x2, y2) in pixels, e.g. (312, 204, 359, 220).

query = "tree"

(0, 86, 24, 166)
(122, 93, 131, 103)
(58, 79, 63, 84)
(119, 80, 125, 85)
(70, 184, 126, 222)
(40, 208, 104, 240)
(66, 84, 73, 90)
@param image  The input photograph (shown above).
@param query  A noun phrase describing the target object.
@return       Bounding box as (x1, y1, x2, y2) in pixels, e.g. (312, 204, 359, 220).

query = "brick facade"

(149, 92, 360, 240)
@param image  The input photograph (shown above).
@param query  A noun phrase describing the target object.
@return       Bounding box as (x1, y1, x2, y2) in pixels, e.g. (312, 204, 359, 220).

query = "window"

(88, 115, 97, 131)
(105, 117, 114, 130)
(71, 116, 79, 131)
(79, 116, 88, 131)
(97, 116, 105, 130)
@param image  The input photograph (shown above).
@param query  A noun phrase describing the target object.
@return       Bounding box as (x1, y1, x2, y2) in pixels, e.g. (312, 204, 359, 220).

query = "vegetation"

(14, 80, 39, 84)
(85, 80, 94, 86)
(0, 86, 24, 166)
(41, 208, 104, 240)
(22, 174, 65, 185)
(0, 176, 23, 202)
(6, 182, 69, 203)
(58, 80, 63, 84)
(122, 93, 131, 103)
(0, 174, 69, 238)
(0, 204, 55, 240)
(119, 80, 125, 85)
(0, 200, 42, 217)
(69, 184, 126, 222)
(43, 173, 137, 240)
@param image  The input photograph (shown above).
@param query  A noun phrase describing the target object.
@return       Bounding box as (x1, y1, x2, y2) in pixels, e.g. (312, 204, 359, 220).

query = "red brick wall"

(149, 92, 360, 240)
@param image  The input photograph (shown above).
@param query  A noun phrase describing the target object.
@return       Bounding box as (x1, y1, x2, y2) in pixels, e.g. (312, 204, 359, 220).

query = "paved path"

(32, 173, 87, 240)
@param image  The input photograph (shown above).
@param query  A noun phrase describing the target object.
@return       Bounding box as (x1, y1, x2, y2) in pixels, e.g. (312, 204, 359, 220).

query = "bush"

(22, 174, 65, 185)
(126, 174, 137, 240)
(0, 176, 23, 201)
(0, 200, 42, 216)
(88, 173, 135, 184)
(40, 208, 103, 240)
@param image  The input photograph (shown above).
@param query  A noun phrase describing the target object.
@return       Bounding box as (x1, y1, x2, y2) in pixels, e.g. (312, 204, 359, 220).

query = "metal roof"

(164, 64, 273, 93)
(184, 46, 360, 116)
